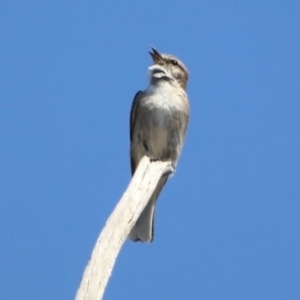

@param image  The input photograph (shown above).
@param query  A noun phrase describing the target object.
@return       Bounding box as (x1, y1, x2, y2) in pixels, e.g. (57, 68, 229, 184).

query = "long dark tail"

(129, 175, 168, 242)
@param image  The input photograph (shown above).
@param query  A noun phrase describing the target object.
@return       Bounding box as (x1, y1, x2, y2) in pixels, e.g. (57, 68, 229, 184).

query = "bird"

(129, 47, 190, 242)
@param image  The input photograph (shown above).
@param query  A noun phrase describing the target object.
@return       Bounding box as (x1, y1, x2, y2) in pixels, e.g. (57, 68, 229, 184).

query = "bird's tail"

(129, 175, 168, 243)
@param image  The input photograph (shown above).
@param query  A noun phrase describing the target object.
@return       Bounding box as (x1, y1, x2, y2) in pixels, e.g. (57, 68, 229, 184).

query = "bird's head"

(148, 47, 189, 90)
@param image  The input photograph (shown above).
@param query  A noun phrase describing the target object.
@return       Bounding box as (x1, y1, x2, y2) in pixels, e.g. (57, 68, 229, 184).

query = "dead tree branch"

(75, 156, 173, 300)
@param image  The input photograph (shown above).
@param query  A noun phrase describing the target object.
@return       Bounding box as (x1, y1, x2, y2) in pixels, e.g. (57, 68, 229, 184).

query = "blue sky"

(1, 1, 300, 299)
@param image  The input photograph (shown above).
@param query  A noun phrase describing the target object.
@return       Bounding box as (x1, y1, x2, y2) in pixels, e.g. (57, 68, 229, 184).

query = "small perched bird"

(129, 48, 190, 242)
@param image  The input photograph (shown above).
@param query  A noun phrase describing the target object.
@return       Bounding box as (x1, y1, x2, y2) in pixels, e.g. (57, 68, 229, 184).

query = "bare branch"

(75, 156, 173, 300)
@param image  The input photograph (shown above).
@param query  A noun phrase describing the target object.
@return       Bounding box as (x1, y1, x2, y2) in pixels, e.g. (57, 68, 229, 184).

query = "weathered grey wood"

(75, 156, 173, 300)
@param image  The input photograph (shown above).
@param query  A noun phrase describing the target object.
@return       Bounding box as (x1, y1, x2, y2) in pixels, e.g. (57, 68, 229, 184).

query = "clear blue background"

(1, 1, 299, 299)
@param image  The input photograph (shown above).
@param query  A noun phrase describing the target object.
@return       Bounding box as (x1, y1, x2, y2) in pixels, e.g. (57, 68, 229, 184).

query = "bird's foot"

(171, 163, 176, 173)
(149, 157, 162, 162)
(149, 157, 176, 176)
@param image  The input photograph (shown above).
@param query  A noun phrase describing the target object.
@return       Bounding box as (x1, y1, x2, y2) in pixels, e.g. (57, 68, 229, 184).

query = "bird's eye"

(171, 60, 178, 66)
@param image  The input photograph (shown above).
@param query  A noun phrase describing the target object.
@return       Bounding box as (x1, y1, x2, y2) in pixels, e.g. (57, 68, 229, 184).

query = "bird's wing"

(130, 91, 143, 142)
(129, 91, 143, 174)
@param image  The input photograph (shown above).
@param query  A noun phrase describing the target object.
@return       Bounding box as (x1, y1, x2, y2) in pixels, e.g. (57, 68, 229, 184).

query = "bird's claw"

(150, 157, 161, 162)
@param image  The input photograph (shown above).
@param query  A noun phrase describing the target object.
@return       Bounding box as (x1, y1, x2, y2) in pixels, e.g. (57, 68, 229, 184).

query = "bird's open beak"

(149, 47, 163, 64)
